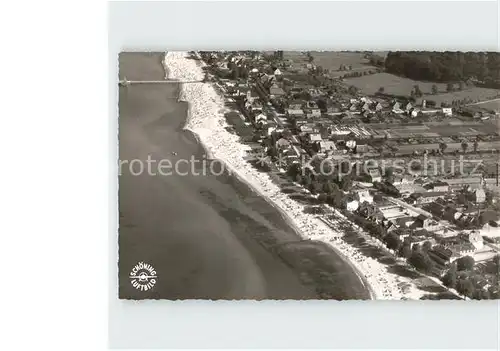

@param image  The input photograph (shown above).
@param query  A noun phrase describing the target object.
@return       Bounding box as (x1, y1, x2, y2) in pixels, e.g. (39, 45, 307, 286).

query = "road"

(466, 97, 500, 107)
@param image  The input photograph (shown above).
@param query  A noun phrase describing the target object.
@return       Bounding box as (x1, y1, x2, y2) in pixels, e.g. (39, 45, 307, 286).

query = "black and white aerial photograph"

(118, 50, 500, 301)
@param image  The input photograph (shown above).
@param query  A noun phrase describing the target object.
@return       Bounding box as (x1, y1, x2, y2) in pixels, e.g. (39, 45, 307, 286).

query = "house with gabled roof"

(255, 113, 267, 125)
(309, 133, 322, 143)
(392, 102, 404, 114)
(368, 169, 382, 183)
(269, 84, 285, 97)
(318, 140, 336, 154)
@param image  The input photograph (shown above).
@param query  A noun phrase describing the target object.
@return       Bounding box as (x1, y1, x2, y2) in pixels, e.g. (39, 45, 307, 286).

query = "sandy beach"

(165, 51, 432, 300)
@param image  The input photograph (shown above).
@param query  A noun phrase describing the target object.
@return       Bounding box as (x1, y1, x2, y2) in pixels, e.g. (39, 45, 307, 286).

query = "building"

(392, 102, 404, 114)
(473, 188, 486, 203)
(424, 181, 449, 193)
(269, 84, 285, 97)
(468, 231, 484, 250)
(393, 174, 414, 186)
(319, 140, 336, 153)
(445, 177, 482, 191)
(445, 242, 476, 257)
(410, 191, 447, 204)
(368, 169, 382, 183)
(287, 109, 304, 119)
(289, 100, 304, 110)
(354, 189, 373, 204)
(346, 200, 359, 212)
(412, 214, 443, 232)
(246, 89, 260, 102)
(255, 113, 267, 125)
(309, 133, 322, 143)
(410, 108, 421, 118)
(442, 107, 453, 116)
(356, 143, 368, 154)
(428, 246, 458, 265)
(276, 138, 291, 149)
(308, 108, 321, 118)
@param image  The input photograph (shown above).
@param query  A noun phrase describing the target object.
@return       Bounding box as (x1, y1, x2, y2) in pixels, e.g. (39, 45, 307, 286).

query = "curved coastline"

(119, 52, 323, 299)
(162, 52, 394, 299)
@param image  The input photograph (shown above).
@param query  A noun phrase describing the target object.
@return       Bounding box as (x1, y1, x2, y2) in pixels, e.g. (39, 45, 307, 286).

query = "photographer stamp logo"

(129, 262, 157, 291)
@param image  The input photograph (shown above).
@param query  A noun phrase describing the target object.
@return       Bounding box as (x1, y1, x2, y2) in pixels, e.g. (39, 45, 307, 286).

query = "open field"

(283, 51, 309, 65)
(309, 51, 378, 78)
(344, 73, 447, 95)
(344, 72, 500, 104)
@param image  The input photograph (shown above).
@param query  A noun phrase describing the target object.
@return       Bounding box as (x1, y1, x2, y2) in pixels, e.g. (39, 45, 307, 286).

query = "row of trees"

(385, 51, 500, 83)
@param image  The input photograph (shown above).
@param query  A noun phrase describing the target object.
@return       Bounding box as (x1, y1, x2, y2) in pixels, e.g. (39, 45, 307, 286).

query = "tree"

(439, 142, 447, 154)
(340, 175, 353, 191)
(413, 85, 423, 98)
(442, 263, 458, 289)
(473, 140, 479, 153)
(385, 232, 402, 252)
(478, 289, 491, 300)
(295, 174, 302, 184)
(493, 254, 500, 270)
(307, 53, 314, 63)
(456, 255, 475, 271)
(446, 83, 454, 92)
(409, 250, 434, 272)
(316, 98, 327, 112)
(399, 243, 412, 259)
(323, 181, 338, 194)
(311, 180, 323, 194)
(331, 190, 345, 208)
(348, 85, 358, 96)
(385, 167, 395, 184)
(422, 241, 433, 252)
(456, 278, 475, 299)
(461, 141, 468, 154)
(458, 81, 464, 90)
(287, 163, 302, 179)
(302, 174, 312, 187)
(267, 146, 278, 159)
(231, 67, 240, 80)
(318, 193, 327, 203)
(432, 84, 438, 95)
(378, 86, 385, 94)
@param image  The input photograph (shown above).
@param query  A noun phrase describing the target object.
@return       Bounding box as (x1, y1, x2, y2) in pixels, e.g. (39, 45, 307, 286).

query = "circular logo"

(129, 262, 157, 291)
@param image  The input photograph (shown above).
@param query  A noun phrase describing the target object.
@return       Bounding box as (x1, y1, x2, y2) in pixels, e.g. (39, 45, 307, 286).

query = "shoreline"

(163, 51, 428, 300)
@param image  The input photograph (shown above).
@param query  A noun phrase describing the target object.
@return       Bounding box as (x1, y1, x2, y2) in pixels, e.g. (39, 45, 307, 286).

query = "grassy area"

(309, 51, 377, 77)
(345, 72, 448, 96)
(344, 72, 500, 105)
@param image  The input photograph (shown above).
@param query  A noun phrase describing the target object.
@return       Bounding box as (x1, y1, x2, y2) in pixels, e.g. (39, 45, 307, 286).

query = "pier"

(119, 78, 203, 86)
